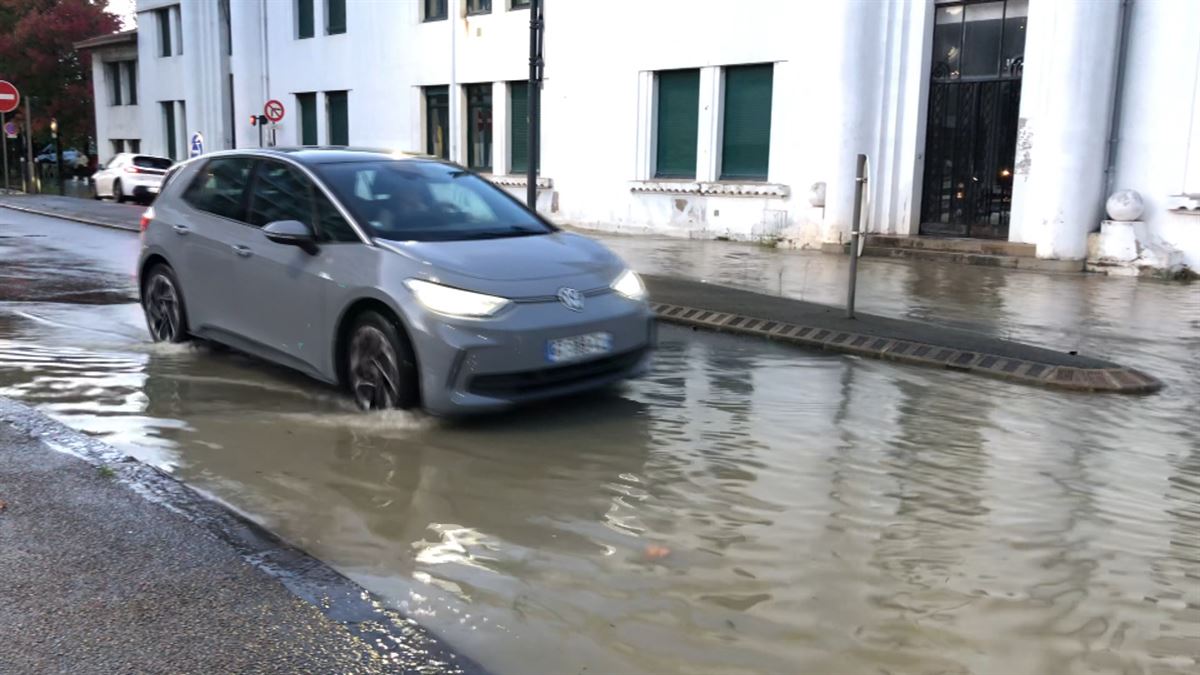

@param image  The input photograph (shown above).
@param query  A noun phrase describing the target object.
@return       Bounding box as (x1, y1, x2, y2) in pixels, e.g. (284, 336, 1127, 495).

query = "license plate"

(547, 332, 612, 364)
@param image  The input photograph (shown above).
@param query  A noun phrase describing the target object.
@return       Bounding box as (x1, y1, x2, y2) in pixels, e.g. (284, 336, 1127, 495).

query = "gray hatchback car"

(137, 148, 655, 414)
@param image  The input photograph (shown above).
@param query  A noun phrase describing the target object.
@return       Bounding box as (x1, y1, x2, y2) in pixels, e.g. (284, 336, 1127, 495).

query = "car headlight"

(405, 279, 511, 318)
(611, 269, 647, 301)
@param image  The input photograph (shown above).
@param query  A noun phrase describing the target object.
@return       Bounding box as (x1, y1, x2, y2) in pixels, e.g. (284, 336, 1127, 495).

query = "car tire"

(114, 180, 126, 204)
(346, 311, 419, 411)
(141, 264, 190, 344)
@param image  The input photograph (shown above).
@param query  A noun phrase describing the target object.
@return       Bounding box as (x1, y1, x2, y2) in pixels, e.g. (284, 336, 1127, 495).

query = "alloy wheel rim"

(145, 274, 180, 342)
(349, 326, 400, 411)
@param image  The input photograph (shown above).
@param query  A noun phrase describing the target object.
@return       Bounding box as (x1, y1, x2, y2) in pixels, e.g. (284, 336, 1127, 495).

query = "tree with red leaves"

(0, 0, 121, 150)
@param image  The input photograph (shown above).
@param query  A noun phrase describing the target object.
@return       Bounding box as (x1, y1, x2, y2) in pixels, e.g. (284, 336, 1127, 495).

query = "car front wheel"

(346, 311, 419, 411)
(141, 265, 189, 343)
(114, 180, 126, 203)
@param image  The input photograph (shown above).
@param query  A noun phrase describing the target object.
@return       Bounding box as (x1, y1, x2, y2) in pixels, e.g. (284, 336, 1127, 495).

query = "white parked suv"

(92, 154, 175, 204)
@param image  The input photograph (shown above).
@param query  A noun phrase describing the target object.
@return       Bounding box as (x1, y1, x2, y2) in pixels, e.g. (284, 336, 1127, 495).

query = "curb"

(0, 201, 139, 232)
(652, 302, 1163, 394)
(0, 396, 487, 675)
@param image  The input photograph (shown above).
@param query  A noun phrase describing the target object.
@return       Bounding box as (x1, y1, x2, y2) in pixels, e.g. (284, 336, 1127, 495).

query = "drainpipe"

(1104, 0, 1133, 196)
(260, 0, 271, 114)
(449, 8, 458, 163)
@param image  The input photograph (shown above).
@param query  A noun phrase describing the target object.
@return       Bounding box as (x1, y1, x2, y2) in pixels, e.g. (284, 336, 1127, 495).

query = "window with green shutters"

(326, 0, 346, 35)
(655, 69, 699, 179)
(297, 0, 314, 38)
(326, 91, 349, 145)
(510, 81, 538, 174)
(466, 84, 493, 172)
(424, 86, 449, 159)
(157, 9, 172, 57)
(720, 64, 773, 181)
(424, 0, 447, 21)
(162, 102, 177, 160)
(297, 92, 317, 145)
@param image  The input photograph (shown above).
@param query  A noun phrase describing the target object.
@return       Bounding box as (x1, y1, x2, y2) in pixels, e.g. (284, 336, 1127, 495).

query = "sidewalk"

(0, 399, 480, 675)
(0, 193, 1163, 392)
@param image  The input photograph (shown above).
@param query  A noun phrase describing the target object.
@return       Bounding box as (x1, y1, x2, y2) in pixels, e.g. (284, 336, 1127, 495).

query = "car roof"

(214, 147, 442, 165)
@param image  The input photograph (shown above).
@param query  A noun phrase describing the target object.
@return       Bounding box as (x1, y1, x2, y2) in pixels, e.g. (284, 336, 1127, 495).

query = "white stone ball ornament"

(1105, 189, 1144, 222)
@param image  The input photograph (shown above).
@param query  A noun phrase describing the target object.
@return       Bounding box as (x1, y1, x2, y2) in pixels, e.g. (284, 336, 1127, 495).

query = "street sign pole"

(2, 112, 9, 191)
(526, 0, 543, 209)
(24, 97, 33, 193)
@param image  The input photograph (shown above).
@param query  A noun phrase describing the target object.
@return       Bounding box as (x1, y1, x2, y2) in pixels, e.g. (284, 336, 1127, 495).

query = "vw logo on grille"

(557, 287, 584, 312)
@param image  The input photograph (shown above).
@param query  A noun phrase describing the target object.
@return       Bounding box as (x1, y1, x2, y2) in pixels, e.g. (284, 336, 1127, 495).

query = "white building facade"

(99, 0, 1199, 271)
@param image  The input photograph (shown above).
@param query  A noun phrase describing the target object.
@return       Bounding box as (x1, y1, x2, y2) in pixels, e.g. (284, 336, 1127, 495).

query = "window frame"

(653, 68, 700, 180)
(423, 0, 448, 22)
(156, 8, 172, 57)
(326, 0, 347, 35)
(326, 90, 350, 145)
(107, 62, 123, 106)
(424, 85, 450, 159)
(125, 61, 138, 105)
(296, 0, 315, 39)
(465, 83, 493, 172)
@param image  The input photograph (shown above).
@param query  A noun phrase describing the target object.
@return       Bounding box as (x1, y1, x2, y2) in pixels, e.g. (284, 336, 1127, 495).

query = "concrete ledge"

(0, 195, 140, 232)
(645, 276, 1162, 394)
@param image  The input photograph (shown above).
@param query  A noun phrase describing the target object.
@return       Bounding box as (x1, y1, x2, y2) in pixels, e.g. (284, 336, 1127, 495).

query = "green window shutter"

(163, 102, 177, 160)
(510, 81, 528, 174)
(298, 93, 317, 145)
(327, 91, 349, 145)
(655, 69, 699, 179)
(158, 9, 172, 57)
(297, 0, 314, 38)
(126, 62, 138, 105)
(720, 63, 773, 181)
(424, 86, 449, 159)
(326, 0, 346, 34)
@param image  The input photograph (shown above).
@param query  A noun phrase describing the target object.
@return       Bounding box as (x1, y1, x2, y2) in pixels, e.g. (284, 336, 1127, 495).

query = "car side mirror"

(263, 220, 318, 255)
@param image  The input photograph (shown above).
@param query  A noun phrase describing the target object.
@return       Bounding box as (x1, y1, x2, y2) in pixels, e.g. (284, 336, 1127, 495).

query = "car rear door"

(173, 156, 257, 337)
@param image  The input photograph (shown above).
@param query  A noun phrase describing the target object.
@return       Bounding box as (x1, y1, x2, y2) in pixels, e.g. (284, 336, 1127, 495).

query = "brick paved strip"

(651, 301, 1162, 394)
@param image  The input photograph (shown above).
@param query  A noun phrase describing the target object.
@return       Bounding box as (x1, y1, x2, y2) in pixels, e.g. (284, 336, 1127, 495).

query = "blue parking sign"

(189, 132, 204, 158)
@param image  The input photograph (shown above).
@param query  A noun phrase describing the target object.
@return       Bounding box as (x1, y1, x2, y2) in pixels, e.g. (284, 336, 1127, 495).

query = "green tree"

(0, 0, 122, 150)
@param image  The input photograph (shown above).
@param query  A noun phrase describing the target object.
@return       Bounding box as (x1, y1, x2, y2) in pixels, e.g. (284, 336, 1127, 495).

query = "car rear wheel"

(141, 265, 189, 343)
(346, 311, 419, 411)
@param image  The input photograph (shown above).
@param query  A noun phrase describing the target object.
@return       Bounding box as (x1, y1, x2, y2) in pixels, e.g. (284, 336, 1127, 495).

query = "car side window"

(183, 157, 256, 222)
(314, 188, 360, 242)
(247, 161, 314, 229)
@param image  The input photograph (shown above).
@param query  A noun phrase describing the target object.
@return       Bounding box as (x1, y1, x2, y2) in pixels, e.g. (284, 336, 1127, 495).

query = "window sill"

(486, 174, 553, 189)
(629, 180, 789, 198)
(1166, 194, 1200, 214)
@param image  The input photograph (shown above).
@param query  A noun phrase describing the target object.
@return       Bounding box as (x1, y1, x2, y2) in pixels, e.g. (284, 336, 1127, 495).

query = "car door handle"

(232, 244, 253, 258)
(172, 224, 189, 235)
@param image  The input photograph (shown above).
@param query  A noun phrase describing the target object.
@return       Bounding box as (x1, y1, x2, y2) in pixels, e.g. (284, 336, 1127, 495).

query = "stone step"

(861, 245, 1084, 272)
(866, 234, 1036, 258)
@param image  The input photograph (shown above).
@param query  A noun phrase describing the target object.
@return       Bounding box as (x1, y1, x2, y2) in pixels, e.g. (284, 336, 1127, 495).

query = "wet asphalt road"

(1, 210, 1198, 674)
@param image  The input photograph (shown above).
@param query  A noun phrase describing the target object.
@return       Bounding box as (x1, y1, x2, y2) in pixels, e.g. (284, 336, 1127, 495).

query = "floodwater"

(1, 215, 1198, 674)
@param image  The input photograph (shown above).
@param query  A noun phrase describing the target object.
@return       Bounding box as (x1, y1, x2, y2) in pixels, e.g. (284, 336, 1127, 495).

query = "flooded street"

(2, 213, 1198, 674)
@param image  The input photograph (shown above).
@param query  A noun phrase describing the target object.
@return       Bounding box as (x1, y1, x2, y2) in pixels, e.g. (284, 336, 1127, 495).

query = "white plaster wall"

(88, 43, 141, 165)
(1111, 0, 1200, 269)
(136, 0, 189, 159)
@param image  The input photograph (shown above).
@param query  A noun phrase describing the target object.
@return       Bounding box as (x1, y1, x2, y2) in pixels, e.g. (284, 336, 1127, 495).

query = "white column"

(822, 0, 884, 244)
(492, 81, 508, 175)
(634, 71, 655, 180)
(1008, 0, 1122, 259)
(696, 66, 721, 182)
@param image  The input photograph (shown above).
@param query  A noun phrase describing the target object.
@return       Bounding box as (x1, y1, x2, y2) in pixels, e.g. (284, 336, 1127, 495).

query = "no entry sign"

(264, 99, 285, 123)
(0, 81, 19, 115)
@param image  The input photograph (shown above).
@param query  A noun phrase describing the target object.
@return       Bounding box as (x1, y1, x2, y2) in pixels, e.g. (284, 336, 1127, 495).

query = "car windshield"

(315, 159, 554, 242)
(134, 156, 173, 170)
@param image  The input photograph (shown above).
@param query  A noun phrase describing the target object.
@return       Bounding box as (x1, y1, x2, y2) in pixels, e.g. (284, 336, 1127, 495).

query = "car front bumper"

(407, 291, 656, 414)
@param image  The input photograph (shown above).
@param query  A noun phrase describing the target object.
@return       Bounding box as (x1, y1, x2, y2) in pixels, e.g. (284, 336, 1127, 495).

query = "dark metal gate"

(920, 0, 1028, 239)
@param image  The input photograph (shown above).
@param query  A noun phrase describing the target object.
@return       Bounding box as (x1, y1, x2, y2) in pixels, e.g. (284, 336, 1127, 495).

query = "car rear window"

(134, 156, 173, 170)
(315, 160, 554, 242)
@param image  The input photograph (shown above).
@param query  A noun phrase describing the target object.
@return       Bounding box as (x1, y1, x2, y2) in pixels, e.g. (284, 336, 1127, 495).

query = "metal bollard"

(846, 154, 867, 319)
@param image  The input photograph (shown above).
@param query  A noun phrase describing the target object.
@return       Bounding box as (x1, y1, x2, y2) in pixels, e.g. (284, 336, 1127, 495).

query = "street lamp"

(50, 117, 63, 195)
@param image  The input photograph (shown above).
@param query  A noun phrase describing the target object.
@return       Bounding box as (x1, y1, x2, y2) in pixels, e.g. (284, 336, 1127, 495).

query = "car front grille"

(468, 347, 649, 398)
